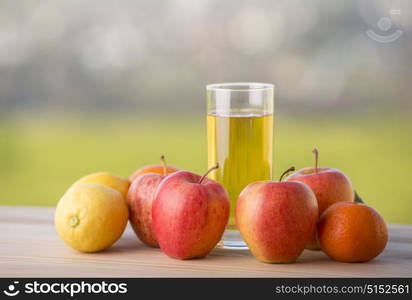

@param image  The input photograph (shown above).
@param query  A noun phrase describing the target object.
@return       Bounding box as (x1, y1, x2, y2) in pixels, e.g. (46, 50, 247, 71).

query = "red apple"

(287, 149, 354, 249)
(236, 167, 318, 263)
(152, 164, 229, 259)
(129, 157, 178, 182)
(127, 155, 170, 247)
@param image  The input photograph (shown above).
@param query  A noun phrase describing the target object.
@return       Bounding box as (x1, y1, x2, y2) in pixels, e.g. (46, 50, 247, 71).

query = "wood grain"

(0, 206, 411, 277)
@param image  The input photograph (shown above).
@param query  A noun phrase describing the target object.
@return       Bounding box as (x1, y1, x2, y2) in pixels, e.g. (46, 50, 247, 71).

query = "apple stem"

(312, 149, 319, 173)
(279, 166, 295, 182)
(199, 163, 219, 184)
(160, 155, 167, 176)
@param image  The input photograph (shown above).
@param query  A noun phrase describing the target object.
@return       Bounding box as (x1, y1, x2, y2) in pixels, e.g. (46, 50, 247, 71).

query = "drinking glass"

(206, 82, 274, 248)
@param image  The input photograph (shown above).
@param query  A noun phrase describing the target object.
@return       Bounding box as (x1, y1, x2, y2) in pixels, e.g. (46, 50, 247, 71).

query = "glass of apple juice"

(206, 82, 274, 249)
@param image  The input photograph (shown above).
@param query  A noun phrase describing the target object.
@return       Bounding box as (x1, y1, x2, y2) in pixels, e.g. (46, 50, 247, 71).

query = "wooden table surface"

(0, 206, 411, 278)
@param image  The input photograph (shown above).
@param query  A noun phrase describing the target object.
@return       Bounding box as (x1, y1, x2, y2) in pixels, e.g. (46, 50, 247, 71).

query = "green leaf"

(354, 191, 364, 203)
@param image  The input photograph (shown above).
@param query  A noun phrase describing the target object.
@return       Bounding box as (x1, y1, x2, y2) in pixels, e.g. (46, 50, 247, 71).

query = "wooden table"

(0, 206, 411, 277)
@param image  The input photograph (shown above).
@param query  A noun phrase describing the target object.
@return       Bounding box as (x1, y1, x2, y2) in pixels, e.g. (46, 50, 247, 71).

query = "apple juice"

(207, 110, 273, 229)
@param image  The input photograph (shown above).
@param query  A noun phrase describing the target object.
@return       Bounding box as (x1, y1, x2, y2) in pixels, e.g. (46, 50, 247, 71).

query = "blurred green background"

(1, 111, 411, 224)
(1, 0, 411, 224)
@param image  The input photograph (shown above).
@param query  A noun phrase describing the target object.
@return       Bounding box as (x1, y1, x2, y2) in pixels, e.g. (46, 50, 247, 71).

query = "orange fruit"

(317, 202, 388, 262)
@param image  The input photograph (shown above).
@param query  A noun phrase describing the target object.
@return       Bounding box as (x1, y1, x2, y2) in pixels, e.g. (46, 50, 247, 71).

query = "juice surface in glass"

(207, 109, 273, 228)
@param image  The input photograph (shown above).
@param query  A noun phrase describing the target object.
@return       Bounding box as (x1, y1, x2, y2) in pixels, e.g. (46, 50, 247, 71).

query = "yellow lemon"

(55, 183, 129, 252)
(71, 172, 130, 199)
